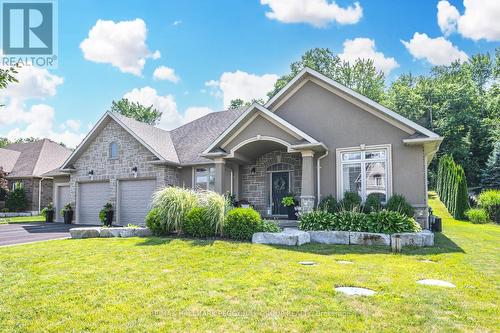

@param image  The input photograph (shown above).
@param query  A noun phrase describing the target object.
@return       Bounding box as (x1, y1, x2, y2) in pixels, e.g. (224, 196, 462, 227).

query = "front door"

(271, 172, 290, 215)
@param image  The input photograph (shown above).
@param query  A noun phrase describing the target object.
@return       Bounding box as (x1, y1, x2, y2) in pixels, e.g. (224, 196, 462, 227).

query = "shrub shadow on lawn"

(265, 232, 464, 256)
(135, 236, 218, 247)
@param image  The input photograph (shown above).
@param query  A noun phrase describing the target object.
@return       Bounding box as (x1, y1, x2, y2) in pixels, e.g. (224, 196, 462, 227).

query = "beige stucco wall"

(273, 80, 426, 206)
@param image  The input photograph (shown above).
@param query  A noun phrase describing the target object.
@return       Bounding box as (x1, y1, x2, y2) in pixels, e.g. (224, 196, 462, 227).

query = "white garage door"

(78, 182, 110, 225)
(56, 185, 70, 223)
(119, 179, 156, 226)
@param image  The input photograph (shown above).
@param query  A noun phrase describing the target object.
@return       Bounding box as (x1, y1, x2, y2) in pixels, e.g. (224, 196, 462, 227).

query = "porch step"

(265, 219, 299, 229)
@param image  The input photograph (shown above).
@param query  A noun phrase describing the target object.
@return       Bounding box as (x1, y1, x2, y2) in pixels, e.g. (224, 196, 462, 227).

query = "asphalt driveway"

(0, 223, 93, 247)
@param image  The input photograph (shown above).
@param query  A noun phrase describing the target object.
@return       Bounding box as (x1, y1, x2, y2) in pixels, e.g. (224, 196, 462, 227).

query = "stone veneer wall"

(68, 120, 179, 222)
(240, 150, 302, 215)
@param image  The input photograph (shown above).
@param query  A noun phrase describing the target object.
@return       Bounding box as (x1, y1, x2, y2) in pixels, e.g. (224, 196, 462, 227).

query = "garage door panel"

(56, 185, 70, 223)
(119, 179, 156, 226)
(79, 182, 110, 225)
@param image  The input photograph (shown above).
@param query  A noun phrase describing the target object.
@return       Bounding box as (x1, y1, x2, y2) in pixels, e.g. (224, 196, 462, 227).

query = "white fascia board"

(266, 67, 440, 139)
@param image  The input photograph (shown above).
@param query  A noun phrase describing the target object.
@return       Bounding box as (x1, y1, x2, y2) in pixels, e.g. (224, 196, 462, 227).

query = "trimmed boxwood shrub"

(363, 193, 382, 213)
(465, 208, 489, 224)
(224, 208, 262, 241)
(318, 195, 337, 213)
(183, 207, 216, 238)
(339, 191, 362, 211)
(366, 210, 421, 233)
(386, 194, 415, 217)
(299, 210, 335, 231)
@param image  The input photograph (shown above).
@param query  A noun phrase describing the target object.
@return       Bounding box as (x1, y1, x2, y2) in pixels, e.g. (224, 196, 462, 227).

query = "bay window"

(195, 167, 215, 190)
(337, 145, 391, 203)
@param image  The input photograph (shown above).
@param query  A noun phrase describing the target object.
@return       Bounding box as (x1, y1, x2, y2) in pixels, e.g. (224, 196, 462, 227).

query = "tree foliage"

(109, 98, 162, 125)
(6, 182, 28, 212)
(268, 48, 385, 102)
(0, 167, 8, 201)
(228, 98, 265, 110)
(481, 141, 500, 190)
(437, 155, 469, 219)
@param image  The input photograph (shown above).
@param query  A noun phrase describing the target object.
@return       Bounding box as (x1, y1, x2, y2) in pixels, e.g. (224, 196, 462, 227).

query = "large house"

(0, 139, 72, 212)
(57, 68, 442, 227)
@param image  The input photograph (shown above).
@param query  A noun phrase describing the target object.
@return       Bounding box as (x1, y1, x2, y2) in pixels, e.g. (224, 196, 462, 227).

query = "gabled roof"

(2, 139, 72, 178)
(0, 148, 21, 173)
(62, 112, 180, 169)
(265, 67, 441, 141)
(203, 103, 322, 155)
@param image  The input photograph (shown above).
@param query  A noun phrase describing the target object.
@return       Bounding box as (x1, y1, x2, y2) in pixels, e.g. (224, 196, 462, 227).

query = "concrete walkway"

(0, 223, 96, 247)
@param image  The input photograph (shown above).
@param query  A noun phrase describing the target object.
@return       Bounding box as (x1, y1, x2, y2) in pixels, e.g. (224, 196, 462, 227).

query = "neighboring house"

(58, 68, 442, 227)
(0, 139, 72, 213)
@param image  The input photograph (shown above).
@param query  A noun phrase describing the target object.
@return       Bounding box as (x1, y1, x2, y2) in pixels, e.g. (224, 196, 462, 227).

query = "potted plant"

(99, 202, 114, 227)
(61, 204, 73, 224)
(282, 194, 298, 220)
(41, 202, 55, 222)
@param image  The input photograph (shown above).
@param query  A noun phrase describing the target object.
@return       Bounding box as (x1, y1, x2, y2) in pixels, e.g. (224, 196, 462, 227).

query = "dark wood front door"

(271, 172, 290, 215)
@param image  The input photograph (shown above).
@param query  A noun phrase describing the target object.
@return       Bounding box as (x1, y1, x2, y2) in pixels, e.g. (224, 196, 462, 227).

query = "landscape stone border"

(0, 212, 37, 218)
(252, 229, 434, 247)
(70, 227, 152, 239)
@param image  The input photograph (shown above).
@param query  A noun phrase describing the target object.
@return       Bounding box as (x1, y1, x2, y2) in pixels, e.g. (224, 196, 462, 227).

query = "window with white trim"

(340, 147, 389, 202)
(195, 167, 215, 190)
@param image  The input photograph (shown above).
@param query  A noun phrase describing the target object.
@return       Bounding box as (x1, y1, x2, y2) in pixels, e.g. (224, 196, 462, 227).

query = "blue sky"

(1, 0, 498, 147)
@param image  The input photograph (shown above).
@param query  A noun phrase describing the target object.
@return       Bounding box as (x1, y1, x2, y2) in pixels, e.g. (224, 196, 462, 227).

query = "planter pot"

(287, 206, 297, 220)
(45, 210, 54, 223)
(63, 210, 73, 224)
(103, 210, 114, 227)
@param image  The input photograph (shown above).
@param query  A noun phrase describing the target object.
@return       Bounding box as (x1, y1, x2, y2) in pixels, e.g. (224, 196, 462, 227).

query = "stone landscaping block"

(421, 230, 434, 246)
(99, 228, 122, 238)
(119, 228, 136, 238)
(133, 228, 152, 237)
(349, 232, 390, 246)
(70, 227, 101, 239)
(308, 231, 349, 245)
(252, 229, 310, 246)
(391, 233, 424, 247)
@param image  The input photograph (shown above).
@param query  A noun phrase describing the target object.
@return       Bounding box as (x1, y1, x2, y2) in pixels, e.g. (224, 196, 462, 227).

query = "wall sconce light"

(88, 170, 94, 180)
(250, 167, 256, 175)
(132, 166, 138, 178)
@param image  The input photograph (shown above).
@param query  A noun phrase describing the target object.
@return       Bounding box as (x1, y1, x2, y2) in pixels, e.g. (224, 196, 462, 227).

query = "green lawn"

(0, 215, 44, 224)
(0, 194, 498, 332)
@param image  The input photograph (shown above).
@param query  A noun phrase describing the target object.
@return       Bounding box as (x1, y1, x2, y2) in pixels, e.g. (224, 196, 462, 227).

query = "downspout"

(316, 150, 329, 208)
(38, 177, 50, 213)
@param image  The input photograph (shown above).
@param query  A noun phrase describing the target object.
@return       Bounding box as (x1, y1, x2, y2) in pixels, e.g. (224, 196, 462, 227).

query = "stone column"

(300, 150, 315, 214)
(214, 158, 226, 194)
(233, 163, 240, 199)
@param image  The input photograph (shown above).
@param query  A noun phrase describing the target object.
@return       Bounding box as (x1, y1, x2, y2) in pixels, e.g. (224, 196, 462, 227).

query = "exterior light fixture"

(88, 170, 94, 180)
(250, 167, 256, 175)
(132, 166, 138, 178)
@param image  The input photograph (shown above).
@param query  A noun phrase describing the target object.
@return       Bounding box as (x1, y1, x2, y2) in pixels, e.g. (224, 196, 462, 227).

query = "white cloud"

(0, 65, 63, 100)
(182, 107, 213, 123)
(402, 32, 468, 66)
(153, 66, 179, 83)
(64, 119, 81, 131)
(80, 19, 160, 75)
(338, 38, 399, 75)
(260, 0, 362, 27)
(437, 1, 460, 36)
(172, 20, 182, 26)
(206, 70, 278, 108)
(2, 103, 85, 148)
(437, 0, 500, 41)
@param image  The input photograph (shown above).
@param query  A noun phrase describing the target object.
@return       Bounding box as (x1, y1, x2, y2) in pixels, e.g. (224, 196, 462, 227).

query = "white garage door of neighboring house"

(78, 182, 110, 225)
(118, 179, 156, 226)
(56, 185, 70, 223)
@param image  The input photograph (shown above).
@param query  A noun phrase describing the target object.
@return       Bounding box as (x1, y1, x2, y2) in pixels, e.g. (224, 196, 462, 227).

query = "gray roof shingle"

(0, 148, 21, 173)
(3, 139, 72, 177)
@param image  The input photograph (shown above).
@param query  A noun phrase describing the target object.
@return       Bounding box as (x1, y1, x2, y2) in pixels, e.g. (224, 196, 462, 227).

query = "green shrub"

(224, 208, 262, 241)
(436, 155, 469, 219)
(145, 208, 163, 235)
(339, 191, 361, 211)
(299, 210, 335, 231)
(41, 202, 54, 217)
(465, 208, 489, 224)
(477, 190, 500, 223)
(366, 210, 421, 234)
(261, 220, 280, 233)
(318, 195, 337, 213)
(99, 202, 113, 227)
(5, 182, 28, 212)
(332, 211, 365, 231)
(386, 194, 415, 217)
(151, 187, 198, 234)
(363, 193, 382, 213)
(183, 207, 216, 238)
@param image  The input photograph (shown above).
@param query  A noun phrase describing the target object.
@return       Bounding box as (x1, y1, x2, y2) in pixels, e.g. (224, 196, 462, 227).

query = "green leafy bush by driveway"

(224, 208, 263, 241)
